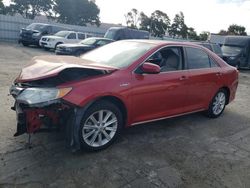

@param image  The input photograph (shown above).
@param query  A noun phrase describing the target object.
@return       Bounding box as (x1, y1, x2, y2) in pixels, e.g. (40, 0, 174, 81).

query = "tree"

(227, 24, 247, 36)
(53, 0, 100, 26)
(0, 0, 5, 14)
(149, 10, 170, 37)
(187, 27, 199, 40)
(218, 29, 228, 35)
(169, 12, 188, 39)
(125, 8, 140, 29)
(140, 10, 170, 37)
(7, 0, 54, 19)
(139, 12, 151, 31)
(199, 31, 210, 41)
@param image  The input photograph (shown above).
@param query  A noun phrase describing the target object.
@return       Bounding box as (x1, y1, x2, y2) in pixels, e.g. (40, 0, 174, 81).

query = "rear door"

(184, 47, 221, 111)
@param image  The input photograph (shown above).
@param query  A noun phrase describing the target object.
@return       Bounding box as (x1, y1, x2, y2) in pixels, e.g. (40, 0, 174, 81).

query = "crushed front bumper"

(9, 84, 90, 151)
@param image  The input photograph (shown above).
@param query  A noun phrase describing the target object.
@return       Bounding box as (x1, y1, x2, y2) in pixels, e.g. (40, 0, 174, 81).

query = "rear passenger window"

(186, 47, 210, 69)
(78, 33, 85, 40)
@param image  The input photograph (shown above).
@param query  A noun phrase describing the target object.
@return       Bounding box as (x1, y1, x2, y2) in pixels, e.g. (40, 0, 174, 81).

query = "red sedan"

(10, 40, 239, 151)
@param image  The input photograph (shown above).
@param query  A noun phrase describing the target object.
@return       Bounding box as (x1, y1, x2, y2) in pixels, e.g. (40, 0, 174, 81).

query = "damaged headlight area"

(16, 87, 72, 106)
(10, 86, 74, 138)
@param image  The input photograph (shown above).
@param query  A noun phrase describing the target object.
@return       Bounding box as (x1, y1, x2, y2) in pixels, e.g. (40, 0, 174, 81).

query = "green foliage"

(125, 8, 139, 29)
(169, 12, 188, 38)
(199, 31, 210, 41)
(227, 24, 247, 36)
(0, 0, 5, 14)
(139, 12, 151, 31)
(139, 10, 170, 37)
(187, 27, 199, 40)
(218, 29, 228, 35)
(150, 10, 170, 37)
(218, 25, 247, 36)
(53, 0, 100, 26)
(7, 0, 54, 19)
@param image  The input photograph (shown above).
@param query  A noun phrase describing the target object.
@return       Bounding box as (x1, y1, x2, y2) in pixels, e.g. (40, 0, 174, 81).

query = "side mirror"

(141, 62, 160, 74)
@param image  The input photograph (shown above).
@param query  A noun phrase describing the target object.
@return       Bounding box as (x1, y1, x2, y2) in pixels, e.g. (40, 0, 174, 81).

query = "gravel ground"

(0, 42, 250, 188)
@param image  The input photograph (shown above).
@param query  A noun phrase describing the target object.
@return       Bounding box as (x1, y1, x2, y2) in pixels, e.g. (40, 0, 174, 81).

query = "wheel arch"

(55, 42, 63, 48)
(87, 95, 128, 126)
(220, 86, 230, 105)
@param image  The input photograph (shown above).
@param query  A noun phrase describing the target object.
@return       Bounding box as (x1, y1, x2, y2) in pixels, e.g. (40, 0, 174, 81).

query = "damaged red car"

(10, 40, 239, 151)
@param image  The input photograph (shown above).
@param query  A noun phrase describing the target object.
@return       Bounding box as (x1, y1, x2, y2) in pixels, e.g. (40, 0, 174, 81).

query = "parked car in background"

(104, 27, 149, 40)
(10, 40, 238, 151)
(55, 37, 114, 56)
(39, 31, 86, 50)
(19, 23, 68, 47)
(195, 42, 223, 58)
(221, 36, 250, 69)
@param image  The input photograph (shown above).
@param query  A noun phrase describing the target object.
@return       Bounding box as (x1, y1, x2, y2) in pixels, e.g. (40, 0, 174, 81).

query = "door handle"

(179, 75, 188, 81)
(216, 72, 222, 76)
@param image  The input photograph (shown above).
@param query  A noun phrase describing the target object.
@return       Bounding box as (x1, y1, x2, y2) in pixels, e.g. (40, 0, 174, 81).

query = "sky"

(3, 0, 250, 34)
(95, 0, 250, 34)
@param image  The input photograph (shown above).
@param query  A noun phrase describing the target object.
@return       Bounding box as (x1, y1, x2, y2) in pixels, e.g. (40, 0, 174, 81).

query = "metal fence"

(0, 14, 113, 42)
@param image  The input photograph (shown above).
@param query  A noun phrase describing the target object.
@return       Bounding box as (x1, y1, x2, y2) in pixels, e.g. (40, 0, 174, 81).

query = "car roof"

(122, 39, 204, 48)
(87, 37, 115, 41)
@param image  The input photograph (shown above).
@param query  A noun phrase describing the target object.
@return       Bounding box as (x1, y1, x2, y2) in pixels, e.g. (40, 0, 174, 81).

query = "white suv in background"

(39, 31, 89, 50)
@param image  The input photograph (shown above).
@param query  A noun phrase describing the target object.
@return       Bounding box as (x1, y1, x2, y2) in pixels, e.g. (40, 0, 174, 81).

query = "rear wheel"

(79, 101, 123, 151)
(206, 89, 227, 118)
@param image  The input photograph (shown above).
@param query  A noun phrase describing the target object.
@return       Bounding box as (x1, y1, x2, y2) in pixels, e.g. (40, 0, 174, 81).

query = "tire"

(79, 100, 123, 151)
(55, 42, 62, 50)
(22, 42, 28, 47)
(235, 62, 240, 70)
(75, 50, 83, 57)
(206, 89, 227, 118)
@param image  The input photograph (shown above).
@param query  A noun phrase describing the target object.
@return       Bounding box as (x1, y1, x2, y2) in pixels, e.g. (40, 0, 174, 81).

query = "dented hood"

(16, 55, 117, 82)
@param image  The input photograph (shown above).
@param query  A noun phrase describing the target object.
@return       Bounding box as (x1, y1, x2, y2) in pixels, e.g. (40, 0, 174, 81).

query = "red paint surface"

(18, 41, 239, 129)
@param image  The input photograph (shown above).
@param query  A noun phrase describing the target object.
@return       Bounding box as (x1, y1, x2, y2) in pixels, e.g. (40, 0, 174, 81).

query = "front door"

(130, 46, 189, 124)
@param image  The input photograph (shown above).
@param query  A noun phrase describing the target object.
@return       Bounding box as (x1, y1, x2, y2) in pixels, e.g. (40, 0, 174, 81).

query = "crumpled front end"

(10, 84, 74, 137)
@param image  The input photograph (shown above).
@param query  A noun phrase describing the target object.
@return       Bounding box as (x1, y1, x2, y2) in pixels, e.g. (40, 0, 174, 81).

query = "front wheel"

(22, 42, 28, 46)
(206, 89, 227, 118)
(79, 101, 123, 151)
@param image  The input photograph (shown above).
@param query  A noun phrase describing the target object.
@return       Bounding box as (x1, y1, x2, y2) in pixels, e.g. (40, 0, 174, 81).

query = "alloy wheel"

(82, 110, 118, 147)
(212, 92, 226, 115)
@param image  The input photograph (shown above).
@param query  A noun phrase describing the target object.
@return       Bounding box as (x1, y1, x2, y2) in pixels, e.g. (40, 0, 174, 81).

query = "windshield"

(104, 29, 117, 40)
(80, 41, 156, 68)
(80, 38, 97, 45)
(54, 31, 70, 38)
(26, 23, 47, 31)
(221, 45, 243, 56)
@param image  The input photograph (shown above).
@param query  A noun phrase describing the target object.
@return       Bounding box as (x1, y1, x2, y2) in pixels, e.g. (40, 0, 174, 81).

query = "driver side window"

(146, 47, 183, 72)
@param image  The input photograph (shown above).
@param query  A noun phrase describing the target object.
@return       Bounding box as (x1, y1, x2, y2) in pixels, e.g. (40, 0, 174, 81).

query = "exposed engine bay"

(10, 65, 110, 150)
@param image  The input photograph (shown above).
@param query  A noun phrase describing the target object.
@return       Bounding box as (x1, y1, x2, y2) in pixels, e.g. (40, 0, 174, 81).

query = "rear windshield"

(104, 29, 117, 40)
(81, 41, 155, 68)
(80, 38, 97, 45)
